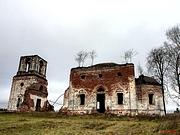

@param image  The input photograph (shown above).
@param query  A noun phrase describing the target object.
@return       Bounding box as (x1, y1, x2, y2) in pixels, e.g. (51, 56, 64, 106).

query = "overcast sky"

(0, 0, 180, 110)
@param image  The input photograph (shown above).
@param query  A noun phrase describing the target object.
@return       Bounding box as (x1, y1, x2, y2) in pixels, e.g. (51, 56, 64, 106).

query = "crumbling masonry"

(61, 63, 164, 115)
(7, 55, 53, 112)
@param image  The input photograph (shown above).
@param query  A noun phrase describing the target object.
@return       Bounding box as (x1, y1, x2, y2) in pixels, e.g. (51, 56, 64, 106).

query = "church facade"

(61, 63, 164, 115)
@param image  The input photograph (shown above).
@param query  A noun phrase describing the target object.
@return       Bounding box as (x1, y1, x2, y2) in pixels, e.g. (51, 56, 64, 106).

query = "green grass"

(0, 112, 179, 135)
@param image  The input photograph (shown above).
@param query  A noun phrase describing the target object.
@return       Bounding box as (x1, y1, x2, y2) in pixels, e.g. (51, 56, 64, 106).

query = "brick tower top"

(16, 55, 47, 79)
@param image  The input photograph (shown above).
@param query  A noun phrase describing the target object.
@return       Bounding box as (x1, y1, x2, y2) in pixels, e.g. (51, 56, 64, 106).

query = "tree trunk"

(161, 79, 166, 115)
(176, 55, 180, 94)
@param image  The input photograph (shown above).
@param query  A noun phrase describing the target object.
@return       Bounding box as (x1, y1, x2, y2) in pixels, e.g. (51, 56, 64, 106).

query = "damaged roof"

(72, 63, 134, 71)
(136, 75, 161, 86)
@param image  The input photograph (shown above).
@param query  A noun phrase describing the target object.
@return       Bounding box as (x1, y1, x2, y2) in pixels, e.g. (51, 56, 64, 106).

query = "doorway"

(97, 93, 105, 113)
(35, 99, 41, 111)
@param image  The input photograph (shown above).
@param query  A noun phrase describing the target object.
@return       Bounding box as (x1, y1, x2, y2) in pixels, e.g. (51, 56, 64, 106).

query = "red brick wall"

(70, 64, 135, 93)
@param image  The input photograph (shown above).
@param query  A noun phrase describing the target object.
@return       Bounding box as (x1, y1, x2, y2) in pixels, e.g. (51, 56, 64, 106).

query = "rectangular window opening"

(80, 94, 85, 105)
(117, 93, 123, 105)
(149, 94, 154, 105)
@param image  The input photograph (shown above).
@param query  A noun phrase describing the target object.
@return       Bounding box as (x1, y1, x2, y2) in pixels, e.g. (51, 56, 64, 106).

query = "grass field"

(0, 112, 179, 135)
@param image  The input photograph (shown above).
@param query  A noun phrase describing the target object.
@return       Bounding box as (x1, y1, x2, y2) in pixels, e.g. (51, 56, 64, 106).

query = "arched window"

(20, 82, 24, 87)
(39, 85, 43, 91)
(39, 61, 43, 74)
(16, 97, 22, 108)
(25, 58, 31, 72)
(97, 87, 104, 92)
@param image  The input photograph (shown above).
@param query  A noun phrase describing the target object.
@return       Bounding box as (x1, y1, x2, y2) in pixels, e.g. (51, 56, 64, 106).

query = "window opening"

(99, 74, 102, 78)
(26, 63, 30, 72)
(117, 93, 123, 104)
(16, 98, 21, 108)
(80, 94, 85, 105)
(20, 83, 24, 87)
(25, 58, 31, 72)
(149, 94, 154, 105)
(80, 75, 85, 79)
(39, 85, 43, 91)
(39, 61, 43, 74)
(117, 72, 122, 76)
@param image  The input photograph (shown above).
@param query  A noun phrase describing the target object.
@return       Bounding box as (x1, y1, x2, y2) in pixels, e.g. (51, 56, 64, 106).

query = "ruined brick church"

(61, 63, 164, 115)
(8, 55, 53, 112)
(7, 55, 164, 115)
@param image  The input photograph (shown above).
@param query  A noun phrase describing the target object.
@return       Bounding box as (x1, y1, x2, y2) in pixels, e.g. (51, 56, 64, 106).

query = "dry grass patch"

(0, 113, 179, 135)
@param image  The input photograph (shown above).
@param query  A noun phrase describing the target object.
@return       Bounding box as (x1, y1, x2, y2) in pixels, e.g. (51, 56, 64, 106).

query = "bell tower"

(8, 55, 49, 111)
(17, 55, 47, 77)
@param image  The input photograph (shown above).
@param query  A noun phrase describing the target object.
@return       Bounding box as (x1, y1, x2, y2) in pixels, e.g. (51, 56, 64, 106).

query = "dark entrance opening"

(35, 99, 41, 111)
(97, 93, 105, 113)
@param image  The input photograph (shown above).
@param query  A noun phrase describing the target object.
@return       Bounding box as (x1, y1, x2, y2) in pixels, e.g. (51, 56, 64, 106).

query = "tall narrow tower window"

(25, 58, 31, 72)
(39, 61, 43, 74)
(26, 63, 30, 72)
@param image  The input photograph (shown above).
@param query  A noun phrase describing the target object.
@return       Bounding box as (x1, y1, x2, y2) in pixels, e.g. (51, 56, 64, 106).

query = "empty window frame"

(117, 72, 122, 77)
(80, 75, 86, 79)
(80, 94, 85, 105)
(98, 74, 102, 78)
(16, 98, 21, 108)
(39, 61, 43, 74)
(25, 58, 31, 72)
(117, 93, 123, 104)
(149, 94, 154, 105)
(39, 85, 43, 91)
(26, 62, 30, 72)
(20, 82, 24, 87)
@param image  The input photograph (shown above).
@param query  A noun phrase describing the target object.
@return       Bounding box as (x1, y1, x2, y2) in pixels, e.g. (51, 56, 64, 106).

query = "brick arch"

(94, 85, 108, 93)
(25, 58, 32, 72)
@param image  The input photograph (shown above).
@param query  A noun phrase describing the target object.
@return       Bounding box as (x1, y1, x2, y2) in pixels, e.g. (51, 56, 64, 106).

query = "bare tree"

(166, 25, 180, 48)
(147, 46, 171, 115)
(165, 25, 180, 94)
(75, 51, 83, 67)
(75, 51, 88, 67)
(162, 25, 180, 107)
(165, 43, 180, 94)
(89, 50, 97, 66)
(123, 49, 137, 63)
(81, 51, 88, 67)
